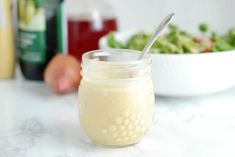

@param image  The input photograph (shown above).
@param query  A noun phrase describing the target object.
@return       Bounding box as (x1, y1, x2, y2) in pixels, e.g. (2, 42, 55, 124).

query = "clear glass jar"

(78, 49, 155, 147)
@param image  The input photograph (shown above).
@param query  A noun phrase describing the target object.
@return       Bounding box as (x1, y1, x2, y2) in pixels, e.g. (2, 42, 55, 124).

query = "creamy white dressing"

(78, 73, 155, 146)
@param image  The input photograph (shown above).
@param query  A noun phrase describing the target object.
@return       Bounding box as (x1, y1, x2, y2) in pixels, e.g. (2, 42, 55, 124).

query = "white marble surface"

(1, 70, 235, 157)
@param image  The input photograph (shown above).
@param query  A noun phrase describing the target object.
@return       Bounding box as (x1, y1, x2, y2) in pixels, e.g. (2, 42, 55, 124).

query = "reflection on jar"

(78, 49, 155, 147)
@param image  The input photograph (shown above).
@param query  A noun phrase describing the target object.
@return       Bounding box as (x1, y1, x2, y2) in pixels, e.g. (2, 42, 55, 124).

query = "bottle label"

(18, 0, 46, 63)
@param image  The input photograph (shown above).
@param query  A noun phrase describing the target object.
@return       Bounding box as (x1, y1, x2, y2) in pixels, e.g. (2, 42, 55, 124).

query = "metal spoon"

(138, 13, 175, 60)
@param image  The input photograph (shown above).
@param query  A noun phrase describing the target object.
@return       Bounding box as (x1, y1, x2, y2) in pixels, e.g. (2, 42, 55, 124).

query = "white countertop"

(1, 70, 235, 157)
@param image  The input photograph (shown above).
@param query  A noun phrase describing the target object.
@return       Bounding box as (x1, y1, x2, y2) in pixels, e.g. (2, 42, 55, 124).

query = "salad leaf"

(225, 28, 235, 46)
(107, 24, 235, 54)
(199, 23, 209, 33)
(107, 32, 125, 49)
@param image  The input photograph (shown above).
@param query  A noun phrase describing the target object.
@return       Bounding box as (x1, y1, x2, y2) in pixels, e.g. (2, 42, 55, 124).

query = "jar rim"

(82, 49, 150, 65)
(81, 49, 151, 81)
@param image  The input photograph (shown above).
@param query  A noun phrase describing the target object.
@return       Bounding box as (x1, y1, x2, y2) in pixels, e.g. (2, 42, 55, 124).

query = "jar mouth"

(81, 49, 151, 80)
(82, 49, 150, 64)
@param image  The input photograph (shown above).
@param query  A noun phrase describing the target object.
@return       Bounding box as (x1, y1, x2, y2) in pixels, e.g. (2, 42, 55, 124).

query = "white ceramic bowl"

(99, 31, 235, 96)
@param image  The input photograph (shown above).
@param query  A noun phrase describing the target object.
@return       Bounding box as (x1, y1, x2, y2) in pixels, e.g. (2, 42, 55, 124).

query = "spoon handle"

(139, 13, 175, 59)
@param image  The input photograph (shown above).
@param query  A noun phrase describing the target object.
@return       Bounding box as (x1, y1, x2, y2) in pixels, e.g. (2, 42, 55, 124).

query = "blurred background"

(105, 0, 234, 33)
(12, 0, 235, 33)
(2, 0, 235, 92)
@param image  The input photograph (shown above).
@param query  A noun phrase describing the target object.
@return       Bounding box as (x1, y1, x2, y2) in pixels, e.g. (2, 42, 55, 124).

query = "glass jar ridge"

(81, 49, 152, 81)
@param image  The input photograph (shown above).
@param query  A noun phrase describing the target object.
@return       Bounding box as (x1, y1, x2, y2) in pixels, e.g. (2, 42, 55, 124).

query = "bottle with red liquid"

(65, 0, 118, 61)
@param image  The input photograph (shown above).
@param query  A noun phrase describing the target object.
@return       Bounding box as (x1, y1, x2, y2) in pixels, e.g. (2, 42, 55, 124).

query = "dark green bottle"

(17, 0, 63, 80)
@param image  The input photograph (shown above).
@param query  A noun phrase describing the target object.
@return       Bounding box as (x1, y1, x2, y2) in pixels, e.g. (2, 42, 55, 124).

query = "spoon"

(138, 13, 175, 59)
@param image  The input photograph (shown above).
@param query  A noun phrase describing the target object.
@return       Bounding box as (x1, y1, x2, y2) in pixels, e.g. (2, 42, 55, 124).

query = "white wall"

(104, 0, 235, 34)
(12, 0, 235, 39)
(13, 0, 235, 33)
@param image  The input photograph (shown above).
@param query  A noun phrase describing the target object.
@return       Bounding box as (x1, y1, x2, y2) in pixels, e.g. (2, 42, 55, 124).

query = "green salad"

(107, 24, 235, 54)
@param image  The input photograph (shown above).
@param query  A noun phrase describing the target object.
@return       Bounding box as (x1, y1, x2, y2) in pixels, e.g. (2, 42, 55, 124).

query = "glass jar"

(78, 49, 155, 147)
(64, 0, 118, 61)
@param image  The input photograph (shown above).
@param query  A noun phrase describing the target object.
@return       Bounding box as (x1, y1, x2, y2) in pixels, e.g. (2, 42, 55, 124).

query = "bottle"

(65, 0, 118, 61)
(0, 0, 15, 79)
(17, 0, 63, 80)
